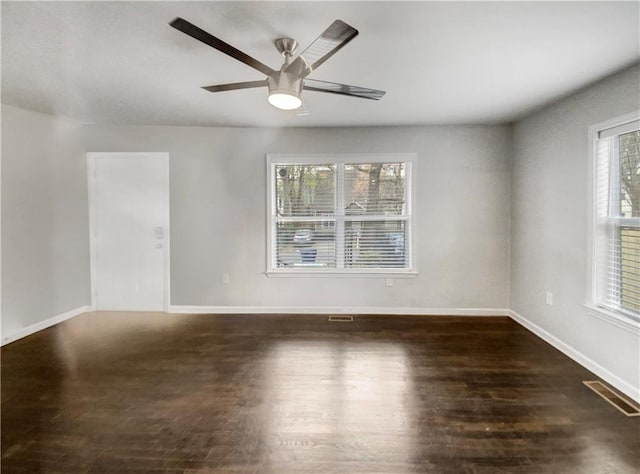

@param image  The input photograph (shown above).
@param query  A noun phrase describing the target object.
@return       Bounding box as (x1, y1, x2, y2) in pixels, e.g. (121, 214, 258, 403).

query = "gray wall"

(511, 64, 640, 394)
(83, 125, 512, 311)
(2, 64, 637, 395)
(1, 105, 91, 337)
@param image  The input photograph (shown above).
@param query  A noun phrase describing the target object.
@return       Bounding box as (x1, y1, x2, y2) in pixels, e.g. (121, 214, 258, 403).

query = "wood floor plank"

(1, 312, 638, 473)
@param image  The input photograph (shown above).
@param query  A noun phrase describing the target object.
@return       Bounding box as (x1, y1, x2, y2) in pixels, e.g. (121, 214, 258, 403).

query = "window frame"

(265, 153, 418, 277)
(586, 111, 640, 331)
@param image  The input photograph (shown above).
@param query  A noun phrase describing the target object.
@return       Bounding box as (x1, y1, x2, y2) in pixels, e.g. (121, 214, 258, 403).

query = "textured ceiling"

(2, 1, 639, 127)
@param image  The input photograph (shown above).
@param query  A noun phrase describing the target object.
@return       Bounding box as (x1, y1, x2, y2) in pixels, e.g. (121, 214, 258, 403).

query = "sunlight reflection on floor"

(261, 340, 416, 468)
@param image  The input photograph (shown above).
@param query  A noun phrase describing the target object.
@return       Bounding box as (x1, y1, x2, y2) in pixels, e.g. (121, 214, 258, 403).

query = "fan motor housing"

(268, 71, 303, 99)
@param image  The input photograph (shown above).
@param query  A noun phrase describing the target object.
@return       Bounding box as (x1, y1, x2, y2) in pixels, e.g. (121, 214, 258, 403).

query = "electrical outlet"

(385, 278, 393, 287)
(222, 273, 230, 285)
(546, 291, 553, 306)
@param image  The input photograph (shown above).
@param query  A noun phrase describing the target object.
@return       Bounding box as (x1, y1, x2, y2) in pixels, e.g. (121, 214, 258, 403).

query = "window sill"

(265, 270, 419, 278)
(583, 304, 640, 335)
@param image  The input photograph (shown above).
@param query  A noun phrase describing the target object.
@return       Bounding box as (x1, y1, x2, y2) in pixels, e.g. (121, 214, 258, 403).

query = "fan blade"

(170, 17, 274, 76)
(303, 79, 385, 100)
(202, 80, 268, 93)
(285, 20, 358, 76)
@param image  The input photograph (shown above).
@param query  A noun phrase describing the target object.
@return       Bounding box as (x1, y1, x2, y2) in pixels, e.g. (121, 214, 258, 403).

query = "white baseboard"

(169, 305, 510, 316)
(1, 305, 93, 346)
(509, 310, 640, 404)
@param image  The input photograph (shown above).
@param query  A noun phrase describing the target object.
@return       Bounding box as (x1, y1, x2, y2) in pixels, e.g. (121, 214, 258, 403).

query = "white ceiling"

(2, 1, 639, 127)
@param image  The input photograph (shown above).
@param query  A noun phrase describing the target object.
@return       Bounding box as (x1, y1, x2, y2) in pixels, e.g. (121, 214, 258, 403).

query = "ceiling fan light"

(267, 71, 303, 110)
(268, 92, 302, 110)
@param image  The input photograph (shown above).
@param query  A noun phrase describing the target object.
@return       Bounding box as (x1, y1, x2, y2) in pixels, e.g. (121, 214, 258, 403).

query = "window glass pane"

(344, 163, 406, 215)
(619, 130, 639, 218)
(344, 220, 407, 268)
(275, 165, 335, 217)
(597, 126, 640, 320)
(274, 221, 336, 268)
(620, 226, 640, 313)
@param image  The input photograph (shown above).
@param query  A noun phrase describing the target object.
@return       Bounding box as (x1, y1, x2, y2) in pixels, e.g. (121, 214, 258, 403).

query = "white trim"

(266, 158, 273, 277)
(586, 111, 640, 319)
(267, 153, 418, 165)
(604, 216, 640, 226)
(1, 305, 93, 346)
(509, 310, 640, 404)
(409, 157, 418, 274)
(589, 111, 640, 138)
(87, 153, 97, 308)
(265, 270, 419, 278)
(87, 152, 171, 311)
(164, 162, 172, 312)
(265, 153, 418, 274)
(169, 305, 510, 316)
(584, 304, 640, 334)
(598, 117, 640, 139)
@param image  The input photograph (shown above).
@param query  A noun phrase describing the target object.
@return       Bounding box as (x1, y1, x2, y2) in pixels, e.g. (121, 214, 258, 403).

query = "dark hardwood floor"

(2, 312, 638, 473)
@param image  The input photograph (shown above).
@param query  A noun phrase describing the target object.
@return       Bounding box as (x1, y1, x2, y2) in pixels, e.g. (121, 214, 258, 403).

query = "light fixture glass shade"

(267, 71, 303, 110)
(268, 92, 302, 110)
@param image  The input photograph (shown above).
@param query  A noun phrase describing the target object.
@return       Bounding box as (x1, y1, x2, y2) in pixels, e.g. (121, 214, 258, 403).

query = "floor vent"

(583, 381, 640, 417)
(328, 315, 354, 322)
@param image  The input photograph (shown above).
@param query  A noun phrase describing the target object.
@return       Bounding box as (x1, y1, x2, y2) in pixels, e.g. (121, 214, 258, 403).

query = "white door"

(90, 153, 169, 310)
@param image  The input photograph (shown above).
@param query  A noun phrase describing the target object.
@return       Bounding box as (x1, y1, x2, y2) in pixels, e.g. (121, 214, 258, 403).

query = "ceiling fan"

(169, 17, 385, 112)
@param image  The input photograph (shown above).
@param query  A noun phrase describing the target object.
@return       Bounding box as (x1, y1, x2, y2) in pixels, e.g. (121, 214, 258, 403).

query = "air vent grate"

(583, 381, 640, 417)
(328, 315, 354, 322)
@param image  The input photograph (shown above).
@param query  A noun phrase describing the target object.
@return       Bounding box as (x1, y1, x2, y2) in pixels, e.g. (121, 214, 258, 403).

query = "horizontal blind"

(343, 163, 409, 269)
(619, 226, 640, 311)
(273, 220, 337, 269)
(596, 127, 640, 318)
(344, 220, 407, 268)
(273, 164, 337, 269)
(275, 164, 335, 217)
(343, 163, 406, 215)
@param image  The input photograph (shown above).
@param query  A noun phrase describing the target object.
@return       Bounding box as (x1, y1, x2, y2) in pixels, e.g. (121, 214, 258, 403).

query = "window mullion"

(336, 163, 345, 269)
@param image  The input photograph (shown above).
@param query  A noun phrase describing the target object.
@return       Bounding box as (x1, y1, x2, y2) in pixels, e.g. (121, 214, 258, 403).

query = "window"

(592, 115, 640, 321)
(267, 154, 416, 275)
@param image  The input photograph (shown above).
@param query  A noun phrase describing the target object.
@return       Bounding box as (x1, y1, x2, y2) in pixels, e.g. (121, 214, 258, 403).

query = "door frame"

(87, 152, 171, 311)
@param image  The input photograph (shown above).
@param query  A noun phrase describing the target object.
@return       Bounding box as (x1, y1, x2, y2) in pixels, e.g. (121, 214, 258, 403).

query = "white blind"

(343, 163, 408, 269)
(269, 157, 413, 272)
(275, 164, 336, 217)
(595, 123, 640, 319)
